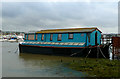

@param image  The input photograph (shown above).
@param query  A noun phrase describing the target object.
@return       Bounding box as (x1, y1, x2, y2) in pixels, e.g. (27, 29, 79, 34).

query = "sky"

(1, 0, 118, 33)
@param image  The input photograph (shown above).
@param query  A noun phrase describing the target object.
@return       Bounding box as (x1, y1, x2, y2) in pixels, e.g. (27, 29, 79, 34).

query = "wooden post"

(112, 47, 114, 60)
(97, 45, 99, 58)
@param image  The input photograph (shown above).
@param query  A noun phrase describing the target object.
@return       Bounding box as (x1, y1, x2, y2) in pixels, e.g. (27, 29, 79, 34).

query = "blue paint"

(89, 30, 101, 46)
(24, 29, 101, 47)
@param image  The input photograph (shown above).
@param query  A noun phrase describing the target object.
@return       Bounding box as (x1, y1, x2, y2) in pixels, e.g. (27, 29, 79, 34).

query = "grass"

(65, 58, 120, 77)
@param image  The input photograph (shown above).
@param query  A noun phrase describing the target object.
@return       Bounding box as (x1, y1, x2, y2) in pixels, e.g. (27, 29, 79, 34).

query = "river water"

(2, 42, 88, 77)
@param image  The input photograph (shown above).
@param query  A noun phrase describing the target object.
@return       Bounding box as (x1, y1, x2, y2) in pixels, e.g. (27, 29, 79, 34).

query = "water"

(0, 42, 2, 78)
(2, 42, 88, 77)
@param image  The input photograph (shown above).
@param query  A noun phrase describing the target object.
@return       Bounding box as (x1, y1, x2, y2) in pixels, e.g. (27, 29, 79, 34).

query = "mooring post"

(112, 47, 115, 60)
(97, 44, 99, 58)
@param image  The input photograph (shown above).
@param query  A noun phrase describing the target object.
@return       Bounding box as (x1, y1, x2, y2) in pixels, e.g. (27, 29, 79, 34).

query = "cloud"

(0, 3, 2, 30)
(2, 0, 118, 2)
(2, 2, 118, 33)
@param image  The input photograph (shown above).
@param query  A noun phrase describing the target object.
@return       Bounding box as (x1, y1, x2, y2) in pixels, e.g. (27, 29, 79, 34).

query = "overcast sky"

(2, 1, 118, 33)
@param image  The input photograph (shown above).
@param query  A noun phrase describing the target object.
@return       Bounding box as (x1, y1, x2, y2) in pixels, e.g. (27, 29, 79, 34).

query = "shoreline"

(64, 58, 120, 77)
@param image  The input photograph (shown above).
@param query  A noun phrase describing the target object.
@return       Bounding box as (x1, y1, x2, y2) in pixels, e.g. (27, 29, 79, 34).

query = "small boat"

(8, 39, 17, 42)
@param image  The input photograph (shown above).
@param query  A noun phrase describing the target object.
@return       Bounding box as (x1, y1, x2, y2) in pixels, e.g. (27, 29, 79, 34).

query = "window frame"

(41, 34, 44, 41)
(58, 34, 62, 41)
(81, 33, 84, 36)
(50, 34, 53, 41)
(68, 33, 73, 39)
(25, 34, 27, 40)
(35, 33, 37, 40)
(28, 34, 35, 40)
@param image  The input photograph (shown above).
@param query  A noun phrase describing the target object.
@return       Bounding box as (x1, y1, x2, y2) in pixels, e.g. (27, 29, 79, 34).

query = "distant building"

(101, 33, 120, 44)
(0, 30, 24, 35)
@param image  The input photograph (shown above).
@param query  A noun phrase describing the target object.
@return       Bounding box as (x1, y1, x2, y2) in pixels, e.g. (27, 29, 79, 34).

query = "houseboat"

(19, 27, 110, 58)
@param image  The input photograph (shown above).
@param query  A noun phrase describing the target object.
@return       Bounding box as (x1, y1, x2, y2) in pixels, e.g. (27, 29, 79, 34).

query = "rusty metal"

(112, 37, 120, 59)
(112, 37, 120, 47)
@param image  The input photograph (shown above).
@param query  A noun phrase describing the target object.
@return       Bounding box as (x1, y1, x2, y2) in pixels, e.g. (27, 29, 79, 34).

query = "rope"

(85, 48, 92, 58)
(70, 48, 86, 56)
(8, 44, 19, 53)
(98, 46, 106, 58)
(97, 46, 99, 58)
(70, 45, 92, 57)
(14, 47, 18, 53)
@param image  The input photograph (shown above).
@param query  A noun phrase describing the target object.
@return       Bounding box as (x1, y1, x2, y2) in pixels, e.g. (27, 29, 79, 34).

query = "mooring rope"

(70, 45, 92, 57)
(14, 46, 18, 53)
(98, 46, 106, 58)
(85, 48, 92, 58)
(97, 45, 99, 58)
(8, 44, 19, 53)
(70, 47, 86, 56)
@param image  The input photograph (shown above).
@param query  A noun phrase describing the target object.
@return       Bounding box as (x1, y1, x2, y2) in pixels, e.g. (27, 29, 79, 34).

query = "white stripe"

(23, 42, 85, 46)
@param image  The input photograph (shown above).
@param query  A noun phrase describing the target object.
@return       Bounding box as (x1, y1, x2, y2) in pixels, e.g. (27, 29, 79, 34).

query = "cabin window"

(69, 33, 73, 39)
(25, 34, 27, 40)
(35, 34, 37, 40)
(28, 34, 34, 40)
(41, 34, 44, 41)
(50, 34, 53, 41)
(58, 34, 62, 41)
(81, 34, 84, 36)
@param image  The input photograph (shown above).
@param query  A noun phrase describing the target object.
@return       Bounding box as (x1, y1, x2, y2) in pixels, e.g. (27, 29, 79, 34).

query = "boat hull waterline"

(19, 44, 110, 58)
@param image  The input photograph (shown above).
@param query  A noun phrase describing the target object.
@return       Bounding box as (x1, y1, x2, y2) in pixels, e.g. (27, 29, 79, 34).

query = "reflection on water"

(2, 42, 87, 77)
